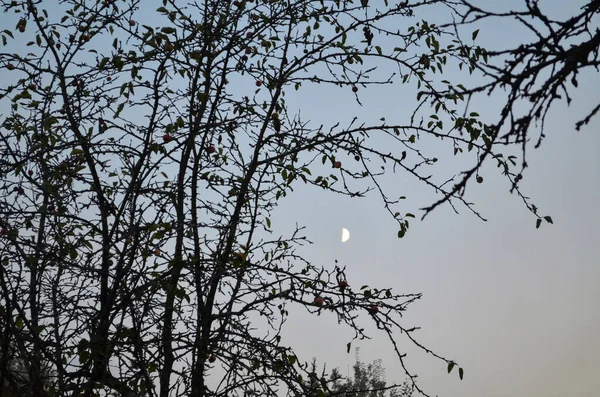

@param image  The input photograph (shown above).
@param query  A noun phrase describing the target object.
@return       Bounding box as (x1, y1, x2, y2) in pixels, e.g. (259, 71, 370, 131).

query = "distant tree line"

(305, 349, 412, 397)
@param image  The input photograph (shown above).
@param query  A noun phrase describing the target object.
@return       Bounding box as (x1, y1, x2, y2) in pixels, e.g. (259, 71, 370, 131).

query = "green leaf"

(288, 355, 296, 365)
(43, 116, 58, 131)
(114, 103, 124, 118)
(79, 350, 90, 363)
(536, 218, 542, 229)
(375, 45, 382, 55)
(472, 29, 479, 40)
(447, 362, 455, 373)
(266, 217, 271, 228)
(459, 367, 464, 380)
(347, 342, 351, 353)
(543, 216, 553, 224)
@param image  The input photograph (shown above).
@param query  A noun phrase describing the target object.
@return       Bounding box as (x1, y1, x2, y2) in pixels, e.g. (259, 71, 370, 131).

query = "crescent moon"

(341, 228, 350, 243)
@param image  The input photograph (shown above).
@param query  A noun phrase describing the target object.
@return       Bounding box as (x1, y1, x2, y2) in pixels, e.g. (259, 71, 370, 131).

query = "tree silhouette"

(0, 322, 56, 397)
(0, 0, 596, 397)
(328, 349, 412, 397)
(422, 0, 600, 221)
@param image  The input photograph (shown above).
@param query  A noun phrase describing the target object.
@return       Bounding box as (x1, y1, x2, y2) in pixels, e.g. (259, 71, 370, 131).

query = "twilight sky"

(1, 1, 598, 396)
(263, 1, 600, 396)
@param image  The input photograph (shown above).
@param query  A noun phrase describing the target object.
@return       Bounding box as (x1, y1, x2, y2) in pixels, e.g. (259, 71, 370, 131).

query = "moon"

(341, 228, 350, 243)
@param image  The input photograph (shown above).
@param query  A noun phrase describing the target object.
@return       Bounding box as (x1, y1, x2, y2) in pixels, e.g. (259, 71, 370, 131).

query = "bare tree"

(0, 0, 596, 397)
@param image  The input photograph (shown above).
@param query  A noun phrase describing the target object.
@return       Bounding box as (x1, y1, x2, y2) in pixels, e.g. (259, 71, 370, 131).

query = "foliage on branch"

(425, 0, 600, 222)
(0, 0, 596, 396)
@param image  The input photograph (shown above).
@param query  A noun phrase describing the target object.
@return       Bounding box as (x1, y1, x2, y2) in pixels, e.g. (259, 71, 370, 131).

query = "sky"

(1, 1, 598, 396)
(267, 1, 600, 396)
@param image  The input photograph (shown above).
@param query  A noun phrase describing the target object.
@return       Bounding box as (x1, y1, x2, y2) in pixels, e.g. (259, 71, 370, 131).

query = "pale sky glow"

(1, 0, 598, 396)
(273, 92, 600, 396)
(263, 1, 600, 396)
